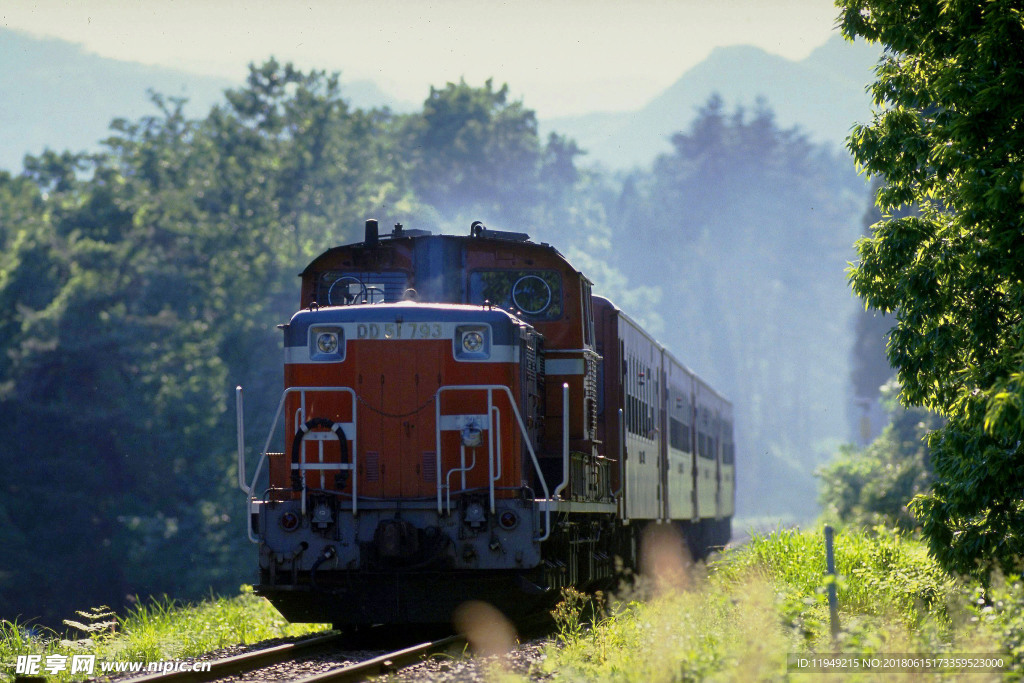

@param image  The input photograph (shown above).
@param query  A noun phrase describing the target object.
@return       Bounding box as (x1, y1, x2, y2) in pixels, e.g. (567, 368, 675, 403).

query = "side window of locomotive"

(316, 271, 409, 306)
(469, 270, 563, 320)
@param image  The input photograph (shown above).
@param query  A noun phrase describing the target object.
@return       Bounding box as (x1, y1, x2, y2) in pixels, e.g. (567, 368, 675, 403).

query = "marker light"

(499, 511, 519, 529)
(280, 512, 300, 531)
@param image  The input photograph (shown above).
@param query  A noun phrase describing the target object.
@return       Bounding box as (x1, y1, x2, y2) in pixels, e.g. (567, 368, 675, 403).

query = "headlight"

(462, 331, 484, 353)
(309, 326, 344, 361)
(454, 325, 490, 360)
(317, 332, 339, 354)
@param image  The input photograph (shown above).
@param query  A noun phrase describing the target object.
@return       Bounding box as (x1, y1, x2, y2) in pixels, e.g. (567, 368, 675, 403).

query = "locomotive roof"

(289, 300, 531, 323)
(301, 221, 571, 277)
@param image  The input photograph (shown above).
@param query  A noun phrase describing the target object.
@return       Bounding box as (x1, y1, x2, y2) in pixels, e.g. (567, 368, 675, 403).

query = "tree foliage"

(402, 78, 582, 228)
(819, 381, 942, 529)
(609, 95, 865, 517)
(838, 0, 1024, 574)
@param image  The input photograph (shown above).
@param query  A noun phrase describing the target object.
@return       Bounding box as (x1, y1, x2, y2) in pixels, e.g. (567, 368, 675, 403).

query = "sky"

(1, 0, 840, 117)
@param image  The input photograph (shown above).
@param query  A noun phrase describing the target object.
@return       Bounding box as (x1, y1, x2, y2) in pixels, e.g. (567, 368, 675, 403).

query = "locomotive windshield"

(469, 269, 563, 320)
(316, 270, 409, 306)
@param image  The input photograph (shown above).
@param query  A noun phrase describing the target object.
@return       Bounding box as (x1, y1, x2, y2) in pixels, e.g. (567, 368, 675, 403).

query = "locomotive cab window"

(469, 270, 563, 320)
(316, 270, 410, 306)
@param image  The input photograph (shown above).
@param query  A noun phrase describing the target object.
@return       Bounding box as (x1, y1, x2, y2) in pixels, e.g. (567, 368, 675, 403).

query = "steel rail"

(292, 635, 467, 683)
(121, 631, 348, 683)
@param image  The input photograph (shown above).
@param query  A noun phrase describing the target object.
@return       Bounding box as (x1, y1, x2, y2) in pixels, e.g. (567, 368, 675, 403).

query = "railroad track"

(117, 631, 467, 683)
(290, 636, 465, 683)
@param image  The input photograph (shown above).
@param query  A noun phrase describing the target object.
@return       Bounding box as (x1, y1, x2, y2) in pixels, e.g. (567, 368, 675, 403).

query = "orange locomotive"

(237, 220, 733, 626)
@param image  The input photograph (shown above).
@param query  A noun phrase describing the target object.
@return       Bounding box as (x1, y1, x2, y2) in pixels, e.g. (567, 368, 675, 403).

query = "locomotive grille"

(525, 336, 537, 382)
(366, 451, 380, 481)
(584, 351, 600, 440)
(523, 335, 545, 446)
(421, 451, 437, 483)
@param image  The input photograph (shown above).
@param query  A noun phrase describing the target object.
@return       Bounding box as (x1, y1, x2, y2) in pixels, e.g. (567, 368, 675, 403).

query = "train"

(236, 220, 734, 627)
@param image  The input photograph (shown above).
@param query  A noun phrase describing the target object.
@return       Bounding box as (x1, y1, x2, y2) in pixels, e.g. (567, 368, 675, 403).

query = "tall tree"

(402, 79, 569, 228)
(838, 0, 1024, 574)
(611, 96, 865, 518)
(819, 383, 941, 530)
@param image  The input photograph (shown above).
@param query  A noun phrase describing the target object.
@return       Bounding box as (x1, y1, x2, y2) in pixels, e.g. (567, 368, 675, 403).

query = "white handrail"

(434, 384, 551, 541)
(292, 425, 357, 516)
(489, 405, 501, 513)
(236, 386, 249, 495)
(486, 392, 494, 512)
(246, 386, 358, 543)
(445, 445, 477, 513)
(553, 382, 570, 499)
(245, 384, 553, 544)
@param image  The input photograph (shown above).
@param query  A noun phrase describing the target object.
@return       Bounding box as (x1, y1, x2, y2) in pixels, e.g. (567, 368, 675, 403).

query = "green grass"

(1, 586, 326, 682)
(6, 529, 1024, 681)
(714, 525, 957, 634)
(536, 526, 1023, 681)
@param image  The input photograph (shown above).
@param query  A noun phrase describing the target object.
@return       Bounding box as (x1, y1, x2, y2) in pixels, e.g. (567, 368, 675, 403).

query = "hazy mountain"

(1, 27, 879, 174)
(541, 35, 882, 169)
(0, 27, 415, 172)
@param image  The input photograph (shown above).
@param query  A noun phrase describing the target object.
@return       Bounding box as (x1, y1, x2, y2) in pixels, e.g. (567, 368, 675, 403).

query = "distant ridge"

(0, 28, 232, 171)
(0, 28, 879, 173)
(0, 28, 415, 172)
(541, 34, 882, 169)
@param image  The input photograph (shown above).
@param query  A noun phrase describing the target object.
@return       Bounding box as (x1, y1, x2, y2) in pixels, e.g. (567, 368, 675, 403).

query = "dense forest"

(0, 61, 869, 625)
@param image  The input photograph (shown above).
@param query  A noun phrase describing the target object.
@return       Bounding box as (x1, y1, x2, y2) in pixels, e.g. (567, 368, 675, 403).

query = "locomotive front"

(239, 223, 559, 626)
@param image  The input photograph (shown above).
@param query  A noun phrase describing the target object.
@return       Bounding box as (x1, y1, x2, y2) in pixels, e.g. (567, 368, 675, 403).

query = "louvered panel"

(421, 451, 436, 483)
(365, 451, 380, 482)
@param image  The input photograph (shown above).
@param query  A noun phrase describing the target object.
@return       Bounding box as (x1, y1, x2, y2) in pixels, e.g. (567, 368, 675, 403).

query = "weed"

(0, 586, 324, 682)
(535, 526, 1013, 681)
(550, 587, 592, 645)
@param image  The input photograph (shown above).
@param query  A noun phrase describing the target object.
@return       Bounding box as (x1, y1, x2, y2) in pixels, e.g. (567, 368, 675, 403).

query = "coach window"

(722, 422, 734, 464)
(670, 417, 691, 452)
(644, 365, 652, 437)
(622, 356, 630, 436)
(469, 270, 563, 320)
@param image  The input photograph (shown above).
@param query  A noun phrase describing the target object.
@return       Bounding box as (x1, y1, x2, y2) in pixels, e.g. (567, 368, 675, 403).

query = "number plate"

(355, 322, 443, 339)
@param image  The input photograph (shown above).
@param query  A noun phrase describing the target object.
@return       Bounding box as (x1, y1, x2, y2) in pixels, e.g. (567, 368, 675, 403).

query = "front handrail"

(444, 445, 477, 514)
(244, 386, 358, 543)
(242, 384, 553, 543)
(434, 385, 552, 542)
(293, 424, 357, 518)
(237, 386, 248, 494)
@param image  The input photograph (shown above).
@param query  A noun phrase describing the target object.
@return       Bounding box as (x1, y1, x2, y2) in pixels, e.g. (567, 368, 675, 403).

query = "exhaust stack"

(365, 219, 379, 247)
